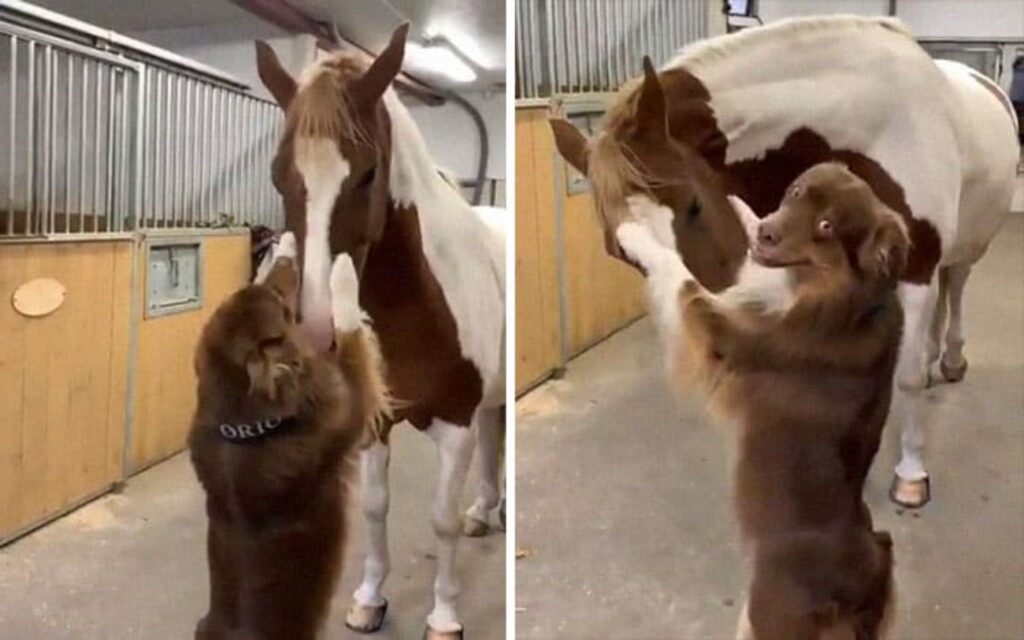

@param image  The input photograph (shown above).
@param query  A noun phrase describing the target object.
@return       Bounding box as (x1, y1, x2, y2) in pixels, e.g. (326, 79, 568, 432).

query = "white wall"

(758, 0, 1024, 38)
(407, 91, 506, 180)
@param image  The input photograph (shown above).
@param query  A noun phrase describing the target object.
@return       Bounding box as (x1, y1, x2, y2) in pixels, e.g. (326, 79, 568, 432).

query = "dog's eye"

(817, 219, 833, 236)
(791, 186, 803, 198)
(258, 335, 285, 349)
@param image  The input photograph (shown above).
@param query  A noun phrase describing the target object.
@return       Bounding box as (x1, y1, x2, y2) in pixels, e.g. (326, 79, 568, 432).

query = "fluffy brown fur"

(189, 255, 389, 640)
(677, 164, 907, 640)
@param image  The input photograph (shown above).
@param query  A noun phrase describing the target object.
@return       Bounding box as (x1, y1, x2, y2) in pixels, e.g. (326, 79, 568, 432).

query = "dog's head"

(749, 163, 910, 288)
(197, 257, 307, 409)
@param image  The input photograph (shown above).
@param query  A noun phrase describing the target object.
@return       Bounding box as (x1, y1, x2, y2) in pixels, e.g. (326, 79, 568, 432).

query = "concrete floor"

(516, 216, 1024, 639)
(0, 427, 505, 639)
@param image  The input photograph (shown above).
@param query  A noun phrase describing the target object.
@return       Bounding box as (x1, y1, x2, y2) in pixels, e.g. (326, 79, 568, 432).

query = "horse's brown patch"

(361, 204, 484, 431)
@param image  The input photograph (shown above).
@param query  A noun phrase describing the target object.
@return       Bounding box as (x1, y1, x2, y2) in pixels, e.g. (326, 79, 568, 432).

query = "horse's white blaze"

(294, 136, 349, 352)
(383, 90, 505, 406)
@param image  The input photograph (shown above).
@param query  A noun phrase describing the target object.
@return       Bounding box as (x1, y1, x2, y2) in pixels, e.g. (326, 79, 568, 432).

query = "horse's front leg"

(345, 440, 392, 633)
(425, 419, 475, 639)
(464, 406, 505, 537)
(891, 280, 940, 508)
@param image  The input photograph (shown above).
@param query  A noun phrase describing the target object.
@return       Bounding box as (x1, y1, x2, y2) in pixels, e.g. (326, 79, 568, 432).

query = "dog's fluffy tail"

(330, 255, 393, 441)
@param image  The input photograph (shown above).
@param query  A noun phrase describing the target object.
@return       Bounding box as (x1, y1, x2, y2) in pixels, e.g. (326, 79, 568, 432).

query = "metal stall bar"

(7, 35, 16, 235)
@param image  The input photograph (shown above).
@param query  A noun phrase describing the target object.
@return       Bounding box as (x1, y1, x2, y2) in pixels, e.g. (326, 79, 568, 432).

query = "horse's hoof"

(940, 358, 967, 383)
(345, 600, 388, 634)
(423, 625, 464, 640)
(889, 475, 930, 509)
(463, 516, 489, 537)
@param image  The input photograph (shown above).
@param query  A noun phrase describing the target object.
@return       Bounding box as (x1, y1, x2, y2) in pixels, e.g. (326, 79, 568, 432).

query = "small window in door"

(146, 241, 202, 317)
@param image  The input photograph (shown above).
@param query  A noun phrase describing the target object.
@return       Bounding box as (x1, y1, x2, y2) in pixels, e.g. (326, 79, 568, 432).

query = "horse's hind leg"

(925, 267, 949, 384)
(464, 406, 505, 536)
(940, 262, 972, 383)
(892, 281, 940, 508)
(425, 418, 475, 639)
(345, 441, 392, 633)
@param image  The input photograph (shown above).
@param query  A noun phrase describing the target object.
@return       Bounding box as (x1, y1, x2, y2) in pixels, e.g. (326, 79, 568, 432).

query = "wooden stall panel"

(130, 233, 250, 472)
(515, 109, 562, 393)
(556, 150, 645, 355)
(0, 241, 131, 540)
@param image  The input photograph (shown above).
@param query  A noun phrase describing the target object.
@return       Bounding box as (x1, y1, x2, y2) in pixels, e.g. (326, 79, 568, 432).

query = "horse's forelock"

(285, 54, 373, 148)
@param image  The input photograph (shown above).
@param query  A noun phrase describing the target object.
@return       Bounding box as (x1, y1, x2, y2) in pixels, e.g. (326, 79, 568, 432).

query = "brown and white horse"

(551, 16, 1019, 511)
(255, 25, 505, 639)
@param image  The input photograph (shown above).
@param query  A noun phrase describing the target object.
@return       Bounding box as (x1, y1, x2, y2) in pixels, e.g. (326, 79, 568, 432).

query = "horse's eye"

(817, 218, 833, 237)
(687, 199, 701, 219)
(357, 167, 376, 188)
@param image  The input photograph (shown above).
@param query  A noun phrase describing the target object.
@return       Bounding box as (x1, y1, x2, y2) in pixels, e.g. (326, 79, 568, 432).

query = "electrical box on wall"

(146, 240, 202, 317)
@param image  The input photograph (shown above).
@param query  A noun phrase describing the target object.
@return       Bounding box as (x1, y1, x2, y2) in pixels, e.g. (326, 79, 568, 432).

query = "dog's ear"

(858, 208, 909, 283)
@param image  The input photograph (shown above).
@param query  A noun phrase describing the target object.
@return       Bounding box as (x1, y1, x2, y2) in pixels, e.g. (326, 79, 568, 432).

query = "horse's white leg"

(425, 419, 475, 638)
(345, 441, 391, 633)
(940, 262, 972, 382)
(892, 281, 939, 508)
(925, 267, 948, 382)
(464, 406, 504, 536)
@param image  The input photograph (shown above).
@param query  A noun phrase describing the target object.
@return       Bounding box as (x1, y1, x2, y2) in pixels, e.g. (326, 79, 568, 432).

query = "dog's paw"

(275, 231, 297, 260)
(330, 253, 364, 333)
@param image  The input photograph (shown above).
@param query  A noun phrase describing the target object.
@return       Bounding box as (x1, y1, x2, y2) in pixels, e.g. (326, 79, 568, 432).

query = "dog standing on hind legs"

(619, 164, 901, 639)
(189, 233, 390, 640)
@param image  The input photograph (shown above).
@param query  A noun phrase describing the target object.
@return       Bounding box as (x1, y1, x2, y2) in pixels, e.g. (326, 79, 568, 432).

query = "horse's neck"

(383, 90, 462, 209)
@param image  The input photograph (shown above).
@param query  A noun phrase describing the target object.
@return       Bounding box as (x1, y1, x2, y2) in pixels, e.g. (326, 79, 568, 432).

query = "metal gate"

(516, 0, 711, 99)
(0, 4, 282, 241)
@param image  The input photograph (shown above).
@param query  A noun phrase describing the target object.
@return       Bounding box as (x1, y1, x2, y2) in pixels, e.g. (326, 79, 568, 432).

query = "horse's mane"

(586, 15, 914, 228)
(287, 51, 370, 144)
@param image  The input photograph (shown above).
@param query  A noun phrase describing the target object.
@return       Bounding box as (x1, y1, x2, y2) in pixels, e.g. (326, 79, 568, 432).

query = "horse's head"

(255, 24, 409, 350)
(550, 57, 748, 291)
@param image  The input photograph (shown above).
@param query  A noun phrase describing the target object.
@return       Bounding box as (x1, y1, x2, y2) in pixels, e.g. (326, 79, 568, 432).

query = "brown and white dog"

(617, 163, 906, 640)
(189, 233, 390, 640)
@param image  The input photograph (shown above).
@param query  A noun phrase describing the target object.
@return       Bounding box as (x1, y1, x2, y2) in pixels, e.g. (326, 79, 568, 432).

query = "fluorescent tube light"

(405, 41, 477, 83)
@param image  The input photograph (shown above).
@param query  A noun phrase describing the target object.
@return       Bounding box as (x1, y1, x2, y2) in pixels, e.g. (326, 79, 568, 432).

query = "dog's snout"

(757, 222, 781, 247)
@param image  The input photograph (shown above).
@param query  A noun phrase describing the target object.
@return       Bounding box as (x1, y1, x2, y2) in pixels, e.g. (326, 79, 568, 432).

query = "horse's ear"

(353, 23, 410, 106)
(636, 56, 667, 140)
(549, 118, 589, 175)
(255, 41, 297, 109)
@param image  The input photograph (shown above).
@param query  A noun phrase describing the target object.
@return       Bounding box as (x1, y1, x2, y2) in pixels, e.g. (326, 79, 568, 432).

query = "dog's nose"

(757, 222, 780, 246)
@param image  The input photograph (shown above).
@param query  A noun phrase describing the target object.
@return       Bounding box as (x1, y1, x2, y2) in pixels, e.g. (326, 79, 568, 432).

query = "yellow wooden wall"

(515, 109, 562, 391)
(130, 233, 250, 472)
(0, 241, 132, 539)
(515, 106, 645, 395)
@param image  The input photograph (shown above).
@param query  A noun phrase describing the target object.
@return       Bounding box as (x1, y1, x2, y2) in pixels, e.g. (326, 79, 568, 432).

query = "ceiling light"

(405, 41, 477, 83)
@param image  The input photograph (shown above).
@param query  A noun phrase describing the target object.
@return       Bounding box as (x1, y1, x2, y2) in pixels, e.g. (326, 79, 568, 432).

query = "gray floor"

(0, 427, 505, 639)
(516, 216, 1024, 639)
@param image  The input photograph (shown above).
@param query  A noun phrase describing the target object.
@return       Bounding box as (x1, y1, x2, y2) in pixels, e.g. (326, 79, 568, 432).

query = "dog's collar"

(217, 416, 297, 443)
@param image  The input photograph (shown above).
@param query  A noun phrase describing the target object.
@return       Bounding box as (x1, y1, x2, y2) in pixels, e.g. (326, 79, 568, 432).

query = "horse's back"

(935, 59, 1019, 264)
